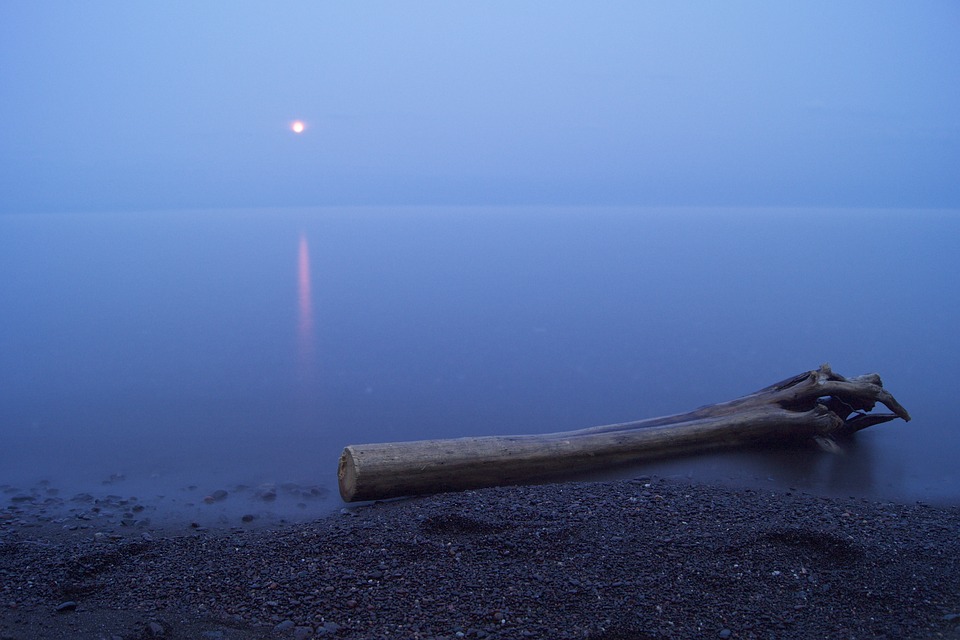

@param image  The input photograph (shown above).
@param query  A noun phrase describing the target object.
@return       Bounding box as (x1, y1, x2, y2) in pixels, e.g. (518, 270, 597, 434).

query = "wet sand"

(2, 476, 960, 639)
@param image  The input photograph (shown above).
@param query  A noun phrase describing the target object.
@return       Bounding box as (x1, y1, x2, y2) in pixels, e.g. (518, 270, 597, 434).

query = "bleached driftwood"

(338, 364, 910, 502)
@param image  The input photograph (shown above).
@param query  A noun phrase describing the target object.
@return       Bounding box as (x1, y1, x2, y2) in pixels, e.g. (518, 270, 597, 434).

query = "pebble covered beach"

(2, 476, 960, 639)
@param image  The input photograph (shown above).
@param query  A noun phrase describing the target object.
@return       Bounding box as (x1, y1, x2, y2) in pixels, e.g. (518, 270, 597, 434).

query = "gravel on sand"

(2, 476, 960, 639)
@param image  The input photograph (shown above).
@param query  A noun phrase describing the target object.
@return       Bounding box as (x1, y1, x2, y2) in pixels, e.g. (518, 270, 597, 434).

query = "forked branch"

(338, 364, 910, 502)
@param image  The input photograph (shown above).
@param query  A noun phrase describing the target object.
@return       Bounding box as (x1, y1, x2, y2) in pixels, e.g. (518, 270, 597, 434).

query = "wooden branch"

(337, 364, 911, 502)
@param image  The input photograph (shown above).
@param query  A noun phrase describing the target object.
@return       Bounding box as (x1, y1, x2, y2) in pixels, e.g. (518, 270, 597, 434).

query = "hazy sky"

(1, 2, 958, 213)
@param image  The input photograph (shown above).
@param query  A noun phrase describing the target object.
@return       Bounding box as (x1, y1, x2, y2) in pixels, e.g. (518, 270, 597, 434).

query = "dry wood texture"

(338, 364, 911, 502)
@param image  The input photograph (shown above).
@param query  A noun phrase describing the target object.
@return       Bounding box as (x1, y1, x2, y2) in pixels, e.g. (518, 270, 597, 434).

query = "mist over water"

(3, 2, 957, 532)
(1, 207, 958, 522)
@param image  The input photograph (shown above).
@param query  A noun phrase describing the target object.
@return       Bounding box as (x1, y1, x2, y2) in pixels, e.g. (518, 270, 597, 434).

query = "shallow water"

(1, 207, 958, 523)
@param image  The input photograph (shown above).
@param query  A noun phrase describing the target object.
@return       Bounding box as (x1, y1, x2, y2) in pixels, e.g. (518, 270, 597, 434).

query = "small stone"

(145, 620, 167, 637)
(203, 489, 229, 504)
(274, 620, 295, 632)
(241, 514, 256, 523)
(55, 601, 78, 613)
(719, 630, 732, 639)
(318, 621, 340, 635)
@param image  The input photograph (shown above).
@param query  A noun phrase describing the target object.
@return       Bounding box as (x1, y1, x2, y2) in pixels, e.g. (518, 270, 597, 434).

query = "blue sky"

(1, 2, 958, 213)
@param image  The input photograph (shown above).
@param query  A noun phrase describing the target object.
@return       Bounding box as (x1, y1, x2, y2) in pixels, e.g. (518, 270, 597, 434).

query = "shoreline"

(3, 476, 960, 639)
(0, 477, 336, 540)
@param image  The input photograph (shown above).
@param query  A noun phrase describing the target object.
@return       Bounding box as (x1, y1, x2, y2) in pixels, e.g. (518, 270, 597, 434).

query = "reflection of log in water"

(297, 232, 314, 378)
(338, 364, 911, 502)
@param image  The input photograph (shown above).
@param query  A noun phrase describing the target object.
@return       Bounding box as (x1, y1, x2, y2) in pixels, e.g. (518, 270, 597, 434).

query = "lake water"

(2, 207, 958, 524)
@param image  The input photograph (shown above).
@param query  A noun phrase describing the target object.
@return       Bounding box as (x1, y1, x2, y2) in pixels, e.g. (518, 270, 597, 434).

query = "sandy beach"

(2, 476, 959, 639)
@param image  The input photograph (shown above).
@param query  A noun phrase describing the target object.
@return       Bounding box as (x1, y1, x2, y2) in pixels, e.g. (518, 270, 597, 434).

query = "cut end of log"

(338, 447, 359, 502)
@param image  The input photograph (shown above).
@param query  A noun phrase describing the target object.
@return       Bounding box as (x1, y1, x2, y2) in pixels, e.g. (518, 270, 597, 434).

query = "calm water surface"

(1, 207, 958, 522)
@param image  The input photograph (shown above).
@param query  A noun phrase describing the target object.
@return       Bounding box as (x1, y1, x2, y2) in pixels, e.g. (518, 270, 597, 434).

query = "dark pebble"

(274, 620, 295, 632)
(257, 485, 277, 501)
(145, 620, 167, 636)
(55, 601, 78, 613)
(318, 621, 341, 635)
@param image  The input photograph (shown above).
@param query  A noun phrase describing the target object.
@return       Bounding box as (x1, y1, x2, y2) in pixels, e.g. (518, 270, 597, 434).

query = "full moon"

(291, 120, 305, 134)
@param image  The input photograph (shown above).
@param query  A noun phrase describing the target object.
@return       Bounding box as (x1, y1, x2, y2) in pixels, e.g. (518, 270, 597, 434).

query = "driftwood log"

(338, 364, 911, 502)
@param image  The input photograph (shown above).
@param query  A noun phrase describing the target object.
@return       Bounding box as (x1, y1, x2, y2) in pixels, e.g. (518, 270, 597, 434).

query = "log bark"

(338, 364, 911, 502)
